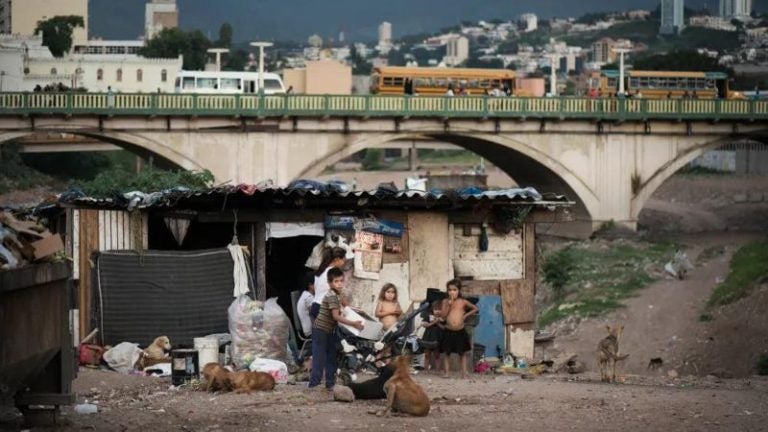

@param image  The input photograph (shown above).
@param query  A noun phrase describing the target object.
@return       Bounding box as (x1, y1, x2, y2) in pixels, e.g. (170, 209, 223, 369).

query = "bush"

(362, 149, 384, 170)
(757, 354, 768, 376)
(74, 167, 215, 197)
(542, 247, 577, 300)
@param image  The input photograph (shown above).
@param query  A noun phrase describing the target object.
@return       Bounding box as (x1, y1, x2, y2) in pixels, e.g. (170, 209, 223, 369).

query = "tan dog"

(144, 336, 171, 360)
(376, 355, 430, 417)
(202, 363, 232, 392)
(135, 336, 171, 369)
(230, 370, 276, 394)
(597, 325, 629, 383)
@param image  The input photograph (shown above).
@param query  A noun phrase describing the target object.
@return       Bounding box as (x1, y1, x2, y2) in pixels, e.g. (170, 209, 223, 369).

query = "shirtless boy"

(439, 279, 479, 378)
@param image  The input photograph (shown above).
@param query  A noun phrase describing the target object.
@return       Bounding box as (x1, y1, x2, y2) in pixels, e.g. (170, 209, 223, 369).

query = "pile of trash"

(0, 211, 64, 270)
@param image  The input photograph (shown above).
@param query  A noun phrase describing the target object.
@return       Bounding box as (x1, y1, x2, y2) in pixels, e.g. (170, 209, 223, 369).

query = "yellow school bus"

(371, 66, 516, 95)
(589, 70, 742, 99)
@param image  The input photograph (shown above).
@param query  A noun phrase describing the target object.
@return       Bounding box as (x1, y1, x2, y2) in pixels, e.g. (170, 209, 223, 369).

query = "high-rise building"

(720, 0, 752, 19)
(0, 0, 88, 47)
(443, 35, 469, 66)
(145, 0, 178, 40)
(518, 13, 538, 33)
(377, 21, 392, 53)
(659, 0, 685, 35)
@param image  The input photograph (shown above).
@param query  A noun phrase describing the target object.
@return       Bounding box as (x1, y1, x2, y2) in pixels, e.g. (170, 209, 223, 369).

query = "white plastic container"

(193, 336, 219, 373)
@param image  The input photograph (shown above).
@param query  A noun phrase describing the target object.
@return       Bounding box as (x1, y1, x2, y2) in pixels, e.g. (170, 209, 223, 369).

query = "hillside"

(88, 0, 768, 42)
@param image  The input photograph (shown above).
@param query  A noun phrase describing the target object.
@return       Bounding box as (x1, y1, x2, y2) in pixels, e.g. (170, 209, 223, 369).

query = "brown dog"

(230, 370, 276, 394)
(597, 325, 629, 383)
(202, 363, 232, 392)
(376, 355, 430, 417)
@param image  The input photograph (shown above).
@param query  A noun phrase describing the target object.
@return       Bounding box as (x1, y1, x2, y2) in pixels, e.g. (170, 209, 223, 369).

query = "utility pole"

(207, 48, 229, 72)
(250, 42, 273, 94)
(549, 54, 558, 96)
(614, 48, 631, 97)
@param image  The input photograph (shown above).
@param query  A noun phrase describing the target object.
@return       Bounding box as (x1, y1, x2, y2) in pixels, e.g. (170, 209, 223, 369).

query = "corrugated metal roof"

(57, 183, 572, 212)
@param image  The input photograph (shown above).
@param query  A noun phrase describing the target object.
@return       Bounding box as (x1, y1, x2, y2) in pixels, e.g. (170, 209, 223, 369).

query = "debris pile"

(0, 211, 64, 270)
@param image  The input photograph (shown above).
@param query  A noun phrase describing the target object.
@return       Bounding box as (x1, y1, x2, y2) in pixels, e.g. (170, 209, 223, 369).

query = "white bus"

(174, 70, 287, 94)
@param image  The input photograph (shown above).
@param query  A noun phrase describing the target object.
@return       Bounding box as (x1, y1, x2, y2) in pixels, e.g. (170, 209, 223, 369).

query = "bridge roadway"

(1, 92, 767, 233)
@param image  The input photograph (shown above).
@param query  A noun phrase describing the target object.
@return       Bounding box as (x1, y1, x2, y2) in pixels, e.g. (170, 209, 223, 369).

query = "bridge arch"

(0, 128, 202, 172)
(298, 132, 598, 224)
(630, 135, 760, 221)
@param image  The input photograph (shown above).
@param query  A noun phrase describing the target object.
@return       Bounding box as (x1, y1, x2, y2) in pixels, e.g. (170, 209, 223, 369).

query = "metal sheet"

(473, 295, 506, 358)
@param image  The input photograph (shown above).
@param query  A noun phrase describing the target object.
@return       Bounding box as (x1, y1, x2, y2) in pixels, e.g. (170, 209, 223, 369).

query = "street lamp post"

(549, 54, 558, 96)
(207, 48, 229, 72)
(250, 42, 274, 94)
(614, 48, 631, 97)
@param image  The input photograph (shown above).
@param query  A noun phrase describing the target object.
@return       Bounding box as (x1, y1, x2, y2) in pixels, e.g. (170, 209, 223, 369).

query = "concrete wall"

(283, 61, 352, 95)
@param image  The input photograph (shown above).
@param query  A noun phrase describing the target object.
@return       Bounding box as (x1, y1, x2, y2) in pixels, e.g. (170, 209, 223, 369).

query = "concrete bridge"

(1, 92, 767, 231)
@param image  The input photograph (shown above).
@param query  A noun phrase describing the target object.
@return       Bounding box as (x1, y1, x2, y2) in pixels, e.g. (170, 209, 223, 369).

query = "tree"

(224, 49, 248, 71)
(35, 15, 84, 57)
(633, 50, 732, 75)
(140, 28, 212, 70)
(217, 23, 233, 48)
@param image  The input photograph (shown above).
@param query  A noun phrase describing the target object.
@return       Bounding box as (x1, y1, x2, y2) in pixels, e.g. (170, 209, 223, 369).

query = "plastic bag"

(249, 357, 289, 384)
(103, 342, 143, 374)
(228, 296, 295, 370)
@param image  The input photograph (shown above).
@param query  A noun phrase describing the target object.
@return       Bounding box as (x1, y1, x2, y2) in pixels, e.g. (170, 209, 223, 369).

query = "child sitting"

(375, 283, 403, 331)
(309, 267, 363, 390)
(439, 279, 478, 379)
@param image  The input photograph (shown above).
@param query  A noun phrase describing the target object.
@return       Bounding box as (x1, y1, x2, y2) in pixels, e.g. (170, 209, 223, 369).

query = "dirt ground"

(548, 232, 768, 379)
(14, 368, 768, 432)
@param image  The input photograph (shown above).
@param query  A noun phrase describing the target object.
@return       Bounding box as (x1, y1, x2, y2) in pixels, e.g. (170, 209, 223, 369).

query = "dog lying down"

(136, 336, 172, 369)
(201, 362, 275, 394)
(347, 364, 395, 400)
(376, 356, 430, 417)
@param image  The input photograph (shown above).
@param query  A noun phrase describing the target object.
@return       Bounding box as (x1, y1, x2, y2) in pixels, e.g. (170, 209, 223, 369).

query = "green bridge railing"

(0, 92, 767, 121)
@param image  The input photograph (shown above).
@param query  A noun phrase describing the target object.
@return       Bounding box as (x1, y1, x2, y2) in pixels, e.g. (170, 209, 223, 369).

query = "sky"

(89, 0, 766, 42)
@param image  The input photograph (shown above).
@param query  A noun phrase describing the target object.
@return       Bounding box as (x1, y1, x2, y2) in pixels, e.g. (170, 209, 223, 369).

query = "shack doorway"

(264, 235, 322, 329)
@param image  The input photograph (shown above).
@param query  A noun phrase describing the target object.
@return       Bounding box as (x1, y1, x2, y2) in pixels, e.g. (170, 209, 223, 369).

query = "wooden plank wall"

(452, 225, 523, 280)
(78, 210, 99, 339)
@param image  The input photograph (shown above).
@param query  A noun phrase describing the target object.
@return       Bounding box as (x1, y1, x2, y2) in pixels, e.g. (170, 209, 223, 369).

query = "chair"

(290, 290, 311, 360)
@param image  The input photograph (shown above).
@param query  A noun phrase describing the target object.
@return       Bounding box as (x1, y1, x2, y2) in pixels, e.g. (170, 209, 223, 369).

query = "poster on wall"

(353, 230, 384, 280)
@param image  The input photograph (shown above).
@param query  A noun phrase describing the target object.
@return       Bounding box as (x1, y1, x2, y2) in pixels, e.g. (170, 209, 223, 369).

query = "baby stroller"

(337, 301, 431, 384)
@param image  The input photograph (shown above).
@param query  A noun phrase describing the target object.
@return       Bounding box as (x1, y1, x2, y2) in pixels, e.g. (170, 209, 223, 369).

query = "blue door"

(473, 295, 505, 358)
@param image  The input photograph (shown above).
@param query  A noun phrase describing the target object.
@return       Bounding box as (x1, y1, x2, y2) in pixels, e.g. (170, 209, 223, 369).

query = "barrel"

(193, 337, 219, 373)
(170, 349, 199, 386)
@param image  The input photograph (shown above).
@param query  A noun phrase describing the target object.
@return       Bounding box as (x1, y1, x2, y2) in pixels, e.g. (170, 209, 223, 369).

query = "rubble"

(0, 211, 63, 270)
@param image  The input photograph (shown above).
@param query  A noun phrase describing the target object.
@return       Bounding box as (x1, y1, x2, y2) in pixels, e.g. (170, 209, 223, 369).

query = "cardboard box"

(340, 307, 383, 340)
(31, 234, 64, 260)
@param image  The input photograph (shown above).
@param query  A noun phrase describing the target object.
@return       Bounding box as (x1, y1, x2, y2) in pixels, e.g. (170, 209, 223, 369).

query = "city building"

(282, 60, 352, 94)
(145, 0, 178, 40)
(518, 13, 538, 33)
(0, 0, 88, 48)
(720, 0, 752, 19)
(377, 21, 392, 54)
(590, 38, 633, 64)
(660, 0, 685, 35)
(689, 15, 738, 31)
(0, 35, 181, 92)
(443, 35, 469, 66)
(73, 40, 145, 55)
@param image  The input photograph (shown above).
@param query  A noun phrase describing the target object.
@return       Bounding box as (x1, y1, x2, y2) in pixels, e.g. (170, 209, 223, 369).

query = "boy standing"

(440, 279, 479, 378)
(309, 267, 363, 389)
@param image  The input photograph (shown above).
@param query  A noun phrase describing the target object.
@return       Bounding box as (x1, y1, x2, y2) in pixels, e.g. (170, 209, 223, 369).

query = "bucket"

(171, 349, 199, 386)
(194, 337, 219, 372)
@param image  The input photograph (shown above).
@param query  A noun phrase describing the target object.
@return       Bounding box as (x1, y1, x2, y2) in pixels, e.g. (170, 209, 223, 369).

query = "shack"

(58, 183, 572, 360)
